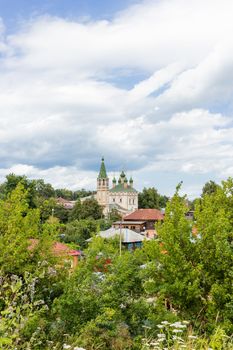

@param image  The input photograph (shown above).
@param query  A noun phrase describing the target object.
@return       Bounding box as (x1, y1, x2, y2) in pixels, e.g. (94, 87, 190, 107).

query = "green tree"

(0, 183, 40, 274)
(139, 187, 169, 209)
(62, 219, 98, 248)
(69, 198, 103, 221)
(55, 188, 73, 200)
(109, 208, 122, 222)
(3, 173, 37, 207)
(195, 178, 233, 331)
(80, 198, 103, 219)
(141, 180, 233, 333)
(33, 179, 55, 198)
(201, 180, 220, 197)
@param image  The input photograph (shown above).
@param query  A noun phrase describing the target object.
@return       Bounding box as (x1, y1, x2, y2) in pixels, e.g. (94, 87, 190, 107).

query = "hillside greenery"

(0, 175, 232, 349)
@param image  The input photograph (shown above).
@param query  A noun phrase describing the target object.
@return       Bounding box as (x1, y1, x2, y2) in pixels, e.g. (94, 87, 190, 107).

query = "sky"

(0, 0, 233, 198)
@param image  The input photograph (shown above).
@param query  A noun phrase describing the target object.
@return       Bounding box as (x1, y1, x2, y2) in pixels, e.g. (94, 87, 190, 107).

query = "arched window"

(120, 198, 122, 203)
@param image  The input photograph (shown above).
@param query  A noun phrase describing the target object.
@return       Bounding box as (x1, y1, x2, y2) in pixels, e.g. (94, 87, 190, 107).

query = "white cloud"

(0, 0, 233, 197)
(0, 164, 97, 190)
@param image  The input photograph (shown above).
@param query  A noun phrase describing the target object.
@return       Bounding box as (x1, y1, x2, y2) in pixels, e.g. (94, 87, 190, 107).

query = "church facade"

(96, 157, 138, 216)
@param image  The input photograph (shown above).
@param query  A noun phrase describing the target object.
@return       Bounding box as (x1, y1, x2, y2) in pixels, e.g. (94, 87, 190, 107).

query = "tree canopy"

(0, 176, 232, 349)
(138, 187, 169, 209)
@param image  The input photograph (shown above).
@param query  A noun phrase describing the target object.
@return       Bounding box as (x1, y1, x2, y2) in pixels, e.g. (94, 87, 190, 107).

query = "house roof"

(56, 197, 76, 209)
(124, 209, 164, 221)
(98, 227, 147, 243)
(109, 183, 137, 193)
(28, 239, 82, 257)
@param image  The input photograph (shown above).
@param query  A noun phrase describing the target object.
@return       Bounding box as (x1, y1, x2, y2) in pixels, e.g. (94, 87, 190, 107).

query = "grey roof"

(98, 227, 147, 243)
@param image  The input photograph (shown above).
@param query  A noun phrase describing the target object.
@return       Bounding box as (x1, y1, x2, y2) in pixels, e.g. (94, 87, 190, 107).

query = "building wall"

(96, 178, 109, 211)
(108, 191, 138, 212)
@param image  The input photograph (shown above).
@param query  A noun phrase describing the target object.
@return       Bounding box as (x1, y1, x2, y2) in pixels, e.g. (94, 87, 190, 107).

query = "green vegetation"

(0, 175, 232, 349)
(139, 187, 169, 209)
(69, 198, 103, 221)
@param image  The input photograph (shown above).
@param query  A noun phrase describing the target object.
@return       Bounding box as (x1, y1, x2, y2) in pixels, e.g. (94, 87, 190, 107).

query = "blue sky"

(0, 0, 233, 197)
(0, 0, 139, 31)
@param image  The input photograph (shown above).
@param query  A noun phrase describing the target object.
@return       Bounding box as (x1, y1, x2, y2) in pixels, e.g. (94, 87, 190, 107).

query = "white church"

(96, 157, 138, 216)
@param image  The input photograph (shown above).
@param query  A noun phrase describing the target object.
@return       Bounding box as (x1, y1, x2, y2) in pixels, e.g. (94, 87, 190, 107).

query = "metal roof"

(109, 183, 137, 193)
(98, 227, 147, 243)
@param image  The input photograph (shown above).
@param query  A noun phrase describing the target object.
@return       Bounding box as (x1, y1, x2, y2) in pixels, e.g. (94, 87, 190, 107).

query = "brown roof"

(124, 209, 164, 221)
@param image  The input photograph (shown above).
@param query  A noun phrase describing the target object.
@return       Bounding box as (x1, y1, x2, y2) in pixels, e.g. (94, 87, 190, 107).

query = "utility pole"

(119, 217, 122, 256)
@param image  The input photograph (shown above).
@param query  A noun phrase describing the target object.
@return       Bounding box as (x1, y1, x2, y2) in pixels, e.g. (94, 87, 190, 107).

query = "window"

(113, 198, 115, 202)
(133, 199, 135, 204)
(128, 243, 133, 251)
(120, 198, 122, 203)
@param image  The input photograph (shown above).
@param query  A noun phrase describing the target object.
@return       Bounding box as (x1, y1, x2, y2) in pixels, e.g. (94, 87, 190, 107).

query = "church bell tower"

(96, 157, 109, 214)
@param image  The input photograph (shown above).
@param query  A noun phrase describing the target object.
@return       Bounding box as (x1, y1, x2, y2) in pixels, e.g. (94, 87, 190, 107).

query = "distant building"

(56, 197, 76, 209)
(119, 208, 164, 238)
(96, 157, 138, 216)
(88, 227, 147, 250)
(28, 239, 82, 269)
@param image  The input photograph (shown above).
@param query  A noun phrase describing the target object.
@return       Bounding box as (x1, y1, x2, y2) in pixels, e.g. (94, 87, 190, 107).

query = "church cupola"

(120, 170, 126, 179)
(129, 176, 133, 188)
(112, 176, 116, 188)
(124, 176, 128, 188)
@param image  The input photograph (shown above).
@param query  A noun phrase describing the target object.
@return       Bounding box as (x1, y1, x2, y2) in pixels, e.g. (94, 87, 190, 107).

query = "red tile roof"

(28, 239, 81, 257)
(124, 209, 164, 221)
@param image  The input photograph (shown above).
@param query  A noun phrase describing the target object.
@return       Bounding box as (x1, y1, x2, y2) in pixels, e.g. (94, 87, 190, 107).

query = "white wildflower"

(157, 338, 165, 342)
(157, 333, 166, 338)
(188, 335, 198, 339)
(63, 345, 71, 349)
(161, 320, 170, 325)
(157, 324, 164, 328)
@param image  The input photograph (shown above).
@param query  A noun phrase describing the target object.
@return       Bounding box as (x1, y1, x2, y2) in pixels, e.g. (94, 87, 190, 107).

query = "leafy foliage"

(0, 177, 232, 349)
(69, 198, 103, 221)
(201, 180, 220, 197)
(139, 187, 169, 209)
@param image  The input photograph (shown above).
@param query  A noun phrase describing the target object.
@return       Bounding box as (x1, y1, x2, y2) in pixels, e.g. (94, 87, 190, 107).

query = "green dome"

(129, 177, 133, 183)
(120, 171, 126, 178)
(112, 177, 116, 183)
(124, 177, 128, 183)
